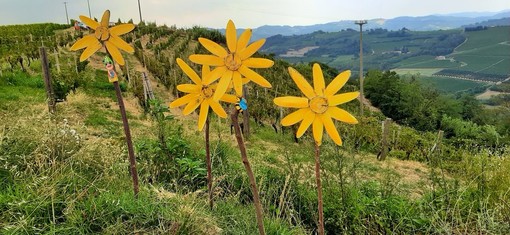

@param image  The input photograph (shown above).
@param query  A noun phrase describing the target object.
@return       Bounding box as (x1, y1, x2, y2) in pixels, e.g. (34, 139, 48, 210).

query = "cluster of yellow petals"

(189, 20, 274, 101)
(70, 10, 134, 65)
(274, 64, 359, 146)
(169, 59, 237, 131)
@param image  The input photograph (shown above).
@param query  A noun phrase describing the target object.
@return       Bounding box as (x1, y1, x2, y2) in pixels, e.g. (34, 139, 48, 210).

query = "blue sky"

(0, 0, 508, 28)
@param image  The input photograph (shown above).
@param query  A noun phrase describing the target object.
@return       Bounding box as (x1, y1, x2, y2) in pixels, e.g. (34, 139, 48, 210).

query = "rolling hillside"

(261, 25, 510, 93)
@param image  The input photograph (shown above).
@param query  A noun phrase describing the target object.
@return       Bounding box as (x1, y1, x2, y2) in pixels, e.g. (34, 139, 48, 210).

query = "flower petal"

(198, 37, 228, 58)
(101, 10, 110, 27)
(274, 96, 309, 108)
(70, 35, 98, 51)
(79, 40, 102, 62)
(281, 108, 308, 126)
(109, 24, 135, 36)
(328, 107, 358, 124)
(232, 72, 243, 97)
(296, 109, 315, 138)
(213, 70, 233, 101)
(239, 39, 265, 60)
(198, 101, 210, 131)
(324, 70, 351, 97)
(209, 100, 228, 118)
(105, 41, 125, 65)
(321, 112, 342, 146)
(177, 84, 199, 93)
(182, 96, 202, 115)
(189, 54, 224, 66)
(169, 93, 198, 108)
(79, 15, 100, 29)
(108, 34, 134, 53)
(243, 58, 274, 68)
(220, 94, 237, 104)
(288, 67, 315, 99)
(226, 20, 237, 52)
(238, 65, 271, 88)
(204, 66, 227, 85)
(202, 65, 210, 78)
(313, 63, 325, 96)
(313, 116, 324, 145)
(237, 29, 252, 51)
(176, 58, 202, 85)
(329, 92, 360, 106)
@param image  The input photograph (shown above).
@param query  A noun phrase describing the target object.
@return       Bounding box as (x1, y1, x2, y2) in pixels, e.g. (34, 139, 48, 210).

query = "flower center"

(202, 86, 214, 98)
(95, 26, 110, 41)
(224, 53, 242, 71)
(309, 96, 329, 114)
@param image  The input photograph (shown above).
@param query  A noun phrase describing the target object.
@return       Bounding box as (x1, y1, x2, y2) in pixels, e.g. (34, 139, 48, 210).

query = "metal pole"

(87, 0, 92, 18)
(355, 20, 367, 116)
(63, 2, 69, 25)
(137, 0, 143, 23)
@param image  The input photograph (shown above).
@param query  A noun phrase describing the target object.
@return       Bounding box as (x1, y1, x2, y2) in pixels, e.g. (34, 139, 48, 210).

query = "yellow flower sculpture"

(70, 10, 134, 65)
(189, 20, 274, 101)
(170, 58, 237, 130)
(274, 63, 359, 146)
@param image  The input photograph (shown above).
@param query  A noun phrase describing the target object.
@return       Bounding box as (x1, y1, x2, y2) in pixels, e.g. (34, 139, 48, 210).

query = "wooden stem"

(230, 108, 265, 235)
(314, 142, 325, 235)
(205, 116, 213, 209)
(113, 81, 140, 197)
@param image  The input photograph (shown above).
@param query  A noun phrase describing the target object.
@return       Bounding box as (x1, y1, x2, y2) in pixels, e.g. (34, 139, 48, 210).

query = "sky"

(0, 0, 508, 29)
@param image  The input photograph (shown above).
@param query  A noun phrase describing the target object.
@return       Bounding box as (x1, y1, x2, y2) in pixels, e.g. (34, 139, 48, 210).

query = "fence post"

(54, 49, 61, 73)
(378, 118, 392, 161)
(39, 47, 56, 113)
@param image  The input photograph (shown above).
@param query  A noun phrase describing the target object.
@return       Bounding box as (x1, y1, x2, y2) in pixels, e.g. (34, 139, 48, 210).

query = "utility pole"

(63, 2, 69, 25)
(87, 0, 92, 18)
(137, 0, 143, 23)
(355, 20, 367, 116)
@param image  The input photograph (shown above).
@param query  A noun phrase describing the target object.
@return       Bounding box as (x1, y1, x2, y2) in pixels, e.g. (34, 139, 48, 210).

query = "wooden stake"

(314, 142, 325, 235)
(114, 80, 140, 197)
(230, 107, 265, 235)
(205, 117, 213, 209)
(39, 47, 56, 113)
(54, 49, 60, 73)
(378, 118, 391, 161)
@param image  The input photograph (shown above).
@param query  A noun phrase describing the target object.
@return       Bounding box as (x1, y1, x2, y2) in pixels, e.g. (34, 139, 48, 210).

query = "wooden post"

(314, 142, 325, 235)
(378, 118, 391, 161)
(243, 86, 250, 138)
(230, 107, 265, 235)
(39, 47, 56, 113)
(54, 49, 61, 73)
(74, 54, 78, 74)
(114, 80, 140, 197)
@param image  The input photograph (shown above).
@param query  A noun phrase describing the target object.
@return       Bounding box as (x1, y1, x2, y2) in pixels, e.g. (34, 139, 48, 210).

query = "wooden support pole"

(54, 49, 61, 73)
(378, 118, 391, 161)
(230, 107, 265, 235)
(39, 47, 56, 113)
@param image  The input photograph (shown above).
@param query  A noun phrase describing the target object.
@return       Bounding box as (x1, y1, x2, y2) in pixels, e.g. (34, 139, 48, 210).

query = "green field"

(395, 69, 487, 93)
(451, 26, 510, 76)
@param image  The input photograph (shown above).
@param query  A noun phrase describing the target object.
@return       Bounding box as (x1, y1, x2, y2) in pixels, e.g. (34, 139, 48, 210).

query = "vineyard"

(1, 21, 510, 234)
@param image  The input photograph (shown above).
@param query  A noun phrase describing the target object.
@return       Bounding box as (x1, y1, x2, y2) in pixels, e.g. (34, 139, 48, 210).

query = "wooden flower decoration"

(70, 10, 134, 65)
(189, 20, 274, 101)
(274, 63, 359, 146)
(170, 58, 237, 130)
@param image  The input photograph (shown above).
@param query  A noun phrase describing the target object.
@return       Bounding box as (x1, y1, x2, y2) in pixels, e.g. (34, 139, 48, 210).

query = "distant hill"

(260, 25, 510, 82)
(217, 10, 510, 41)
